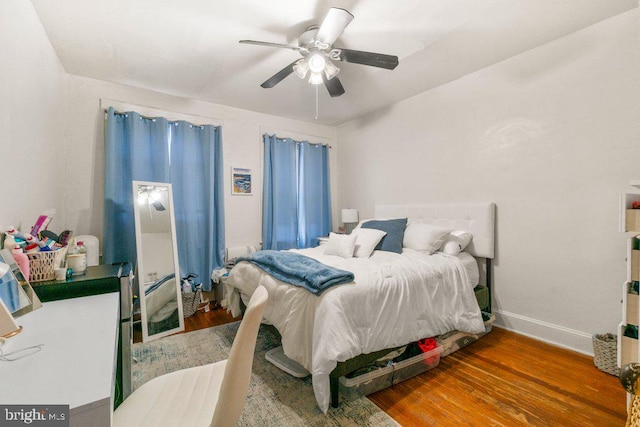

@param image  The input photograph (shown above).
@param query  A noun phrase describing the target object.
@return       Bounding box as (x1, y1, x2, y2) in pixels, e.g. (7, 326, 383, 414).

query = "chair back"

(211, 286, 268, 427)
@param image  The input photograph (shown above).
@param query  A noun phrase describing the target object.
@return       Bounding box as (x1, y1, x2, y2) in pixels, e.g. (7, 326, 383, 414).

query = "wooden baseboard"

(493, 309, 593, 355)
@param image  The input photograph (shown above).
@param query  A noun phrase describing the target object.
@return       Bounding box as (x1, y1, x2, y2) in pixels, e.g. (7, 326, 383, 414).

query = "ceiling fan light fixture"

(293, 60, 309, 79)
(308, 53, 326, 73)
(309, 72, 323, 85)
(324, 60, 340, 80)
(242, 7, 399, 99)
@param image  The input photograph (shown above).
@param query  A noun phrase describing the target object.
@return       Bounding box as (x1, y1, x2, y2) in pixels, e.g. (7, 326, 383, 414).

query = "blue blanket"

(237, 250, 354, 295)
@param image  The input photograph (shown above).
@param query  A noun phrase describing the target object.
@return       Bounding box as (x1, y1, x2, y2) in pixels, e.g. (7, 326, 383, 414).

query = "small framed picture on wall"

(231, 167, 253, 196)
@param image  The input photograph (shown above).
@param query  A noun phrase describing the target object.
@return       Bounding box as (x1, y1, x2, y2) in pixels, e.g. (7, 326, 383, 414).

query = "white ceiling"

(31, 0, 638, 126)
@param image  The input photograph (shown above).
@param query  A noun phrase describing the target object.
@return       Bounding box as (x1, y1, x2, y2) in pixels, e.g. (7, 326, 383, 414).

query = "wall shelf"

(619, 182, 640, 392)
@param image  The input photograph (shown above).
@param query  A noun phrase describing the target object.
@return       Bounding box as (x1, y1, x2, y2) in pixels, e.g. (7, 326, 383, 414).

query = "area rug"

(132, 322, 400, 427)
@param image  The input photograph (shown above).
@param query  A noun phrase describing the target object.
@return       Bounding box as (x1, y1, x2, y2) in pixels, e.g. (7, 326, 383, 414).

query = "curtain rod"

(101, 98, 222, 126)
(263, 133, 332, 149)
(104, 108, 221, 128)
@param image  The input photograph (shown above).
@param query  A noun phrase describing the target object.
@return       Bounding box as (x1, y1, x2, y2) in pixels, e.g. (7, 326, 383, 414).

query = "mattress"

(224, 246, 484, 413)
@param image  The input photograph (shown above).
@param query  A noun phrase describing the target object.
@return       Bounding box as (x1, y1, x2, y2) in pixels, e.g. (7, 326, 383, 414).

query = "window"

(262, 134, 331, 249)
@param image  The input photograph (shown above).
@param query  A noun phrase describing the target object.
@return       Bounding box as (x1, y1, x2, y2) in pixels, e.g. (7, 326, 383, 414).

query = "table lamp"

(341, 209, 359, 234)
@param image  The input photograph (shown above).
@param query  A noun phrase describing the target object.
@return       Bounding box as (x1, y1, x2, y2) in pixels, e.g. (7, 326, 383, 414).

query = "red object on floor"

(417, 337, 438, 365)
(632, 201, 640, 209)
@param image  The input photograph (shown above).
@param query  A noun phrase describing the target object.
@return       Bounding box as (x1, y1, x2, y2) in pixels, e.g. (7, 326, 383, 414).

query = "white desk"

(0, 293, 119, 427)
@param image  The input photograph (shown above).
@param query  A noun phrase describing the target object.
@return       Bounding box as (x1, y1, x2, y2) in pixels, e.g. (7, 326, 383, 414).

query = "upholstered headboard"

(375, 203, 496, 259)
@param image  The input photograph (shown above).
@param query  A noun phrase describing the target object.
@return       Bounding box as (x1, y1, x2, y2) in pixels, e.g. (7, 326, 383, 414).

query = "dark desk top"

(32, 263, 131, 302)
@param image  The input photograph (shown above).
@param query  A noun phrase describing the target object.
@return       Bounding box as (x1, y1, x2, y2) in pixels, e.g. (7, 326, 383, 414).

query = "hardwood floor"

(368, 327, 626, 426)
(145, 307, 628, 426)
(183, 302, 239, 331)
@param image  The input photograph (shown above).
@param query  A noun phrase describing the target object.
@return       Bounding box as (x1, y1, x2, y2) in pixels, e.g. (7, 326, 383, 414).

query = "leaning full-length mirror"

(133, 181, 184, 342)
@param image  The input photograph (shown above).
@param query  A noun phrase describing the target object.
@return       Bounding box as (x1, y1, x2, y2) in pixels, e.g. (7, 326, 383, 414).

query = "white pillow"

(324, 232, 357, 258)
(440, 230, 473, 255)
(402, 223, 453, 255)
(351, 228, 387, 258)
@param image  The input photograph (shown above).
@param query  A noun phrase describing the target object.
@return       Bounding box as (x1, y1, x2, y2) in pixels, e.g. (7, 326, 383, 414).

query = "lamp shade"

(309, 72, 323, 85)
(293, 60, 309, 79)
(341, 209, 359, 224)
(324, 60, 340, 80)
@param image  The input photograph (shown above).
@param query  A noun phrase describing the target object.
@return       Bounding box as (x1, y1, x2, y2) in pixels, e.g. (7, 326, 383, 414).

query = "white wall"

(337, 10, 640, 354)
(0, 1, 65, 232)
(63, 75, 337, 252)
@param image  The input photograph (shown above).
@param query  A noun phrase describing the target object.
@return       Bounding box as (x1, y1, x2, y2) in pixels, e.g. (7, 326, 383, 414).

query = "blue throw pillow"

(361, 218, 407, 254)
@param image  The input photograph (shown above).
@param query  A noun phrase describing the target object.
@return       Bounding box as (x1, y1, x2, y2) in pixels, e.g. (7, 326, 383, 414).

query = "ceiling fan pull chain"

(315, 85, 319, 120)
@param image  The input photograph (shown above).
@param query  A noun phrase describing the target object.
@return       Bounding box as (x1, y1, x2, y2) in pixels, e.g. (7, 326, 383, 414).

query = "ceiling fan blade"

(260, 61, 298, 88)
(315, 8, 354, 46)
(322, 74, 345, 97)
(337, 48, 399, 70)
(239, 40, 302, 51)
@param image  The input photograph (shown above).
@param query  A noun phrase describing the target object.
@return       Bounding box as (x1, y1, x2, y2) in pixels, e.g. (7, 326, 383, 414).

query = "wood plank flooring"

(141, 307, 628, 426)
(368, 327, 626, 426)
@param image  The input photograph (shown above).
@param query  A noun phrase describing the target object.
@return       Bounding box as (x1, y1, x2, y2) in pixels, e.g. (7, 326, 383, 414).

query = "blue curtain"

(298, 142, 331, 247)
(170, 122, 225, 291)
(262, 134, 298, 250)
(104, 108, 225, 292)
(103, 107, 170, 265)
(262, 134, 332, 250)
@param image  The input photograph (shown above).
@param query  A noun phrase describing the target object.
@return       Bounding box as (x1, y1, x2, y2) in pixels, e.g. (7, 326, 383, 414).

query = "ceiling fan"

(240, 7, 399, 98)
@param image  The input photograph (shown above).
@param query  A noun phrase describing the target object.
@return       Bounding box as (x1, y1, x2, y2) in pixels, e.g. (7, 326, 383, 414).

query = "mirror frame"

(132, 180, 184, 342)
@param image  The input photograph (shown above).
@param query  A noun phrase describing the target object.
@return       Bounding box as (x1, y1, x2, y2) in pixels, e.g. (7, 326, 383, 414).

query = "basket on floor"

(182, 290, 202, 318)
(628, 394, 640, 427)
(592, 333, 620, 376)
(26, 248, 67, 282)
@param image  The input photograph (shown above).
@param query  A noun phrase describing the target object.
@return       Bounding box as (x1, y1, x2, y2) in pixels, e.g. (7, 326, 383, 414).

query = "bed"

(223, 202, 495, 413)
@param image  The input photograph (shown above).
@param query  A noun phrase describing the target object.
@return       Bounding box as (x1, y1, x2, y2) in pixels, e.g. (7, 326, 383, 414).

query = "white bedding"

(456, 251, 480, 286)
(144, 276, 177, 322)
(224, 246, 484, 413)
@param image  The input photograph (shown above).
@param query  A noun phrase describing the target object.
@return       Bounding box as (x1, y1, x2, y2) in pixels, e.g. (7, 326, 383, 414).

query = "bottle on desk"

(3, 234, 17, 250)
(66, 241, 87, 275)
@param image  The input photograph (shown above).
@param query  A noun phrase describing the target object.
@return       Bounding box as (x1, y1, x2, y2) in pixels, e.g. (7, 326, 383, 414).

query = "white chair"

(113, 286, 269, 427)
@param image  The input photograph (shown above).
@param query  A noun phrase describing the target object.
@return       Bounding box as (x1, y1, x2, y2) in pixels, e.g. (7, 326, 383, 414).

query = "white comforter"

(224, 247, 484, 413)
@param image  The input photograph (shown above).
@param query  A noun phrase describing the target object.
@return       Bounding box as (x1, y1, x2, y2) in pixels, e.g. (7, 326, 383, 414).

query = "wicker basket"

(593, 333, 620, 376)
(26, 248, 67, 282)
(182, 290, 202, 318)
(627, 394, 640, 427)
